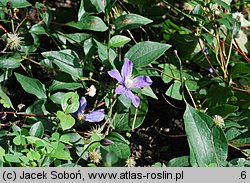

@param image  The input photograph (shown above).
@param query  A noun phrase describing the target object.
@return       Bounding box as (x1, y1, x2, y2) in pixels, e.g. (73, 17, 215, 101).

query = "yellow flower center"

(77, 113, 85, 121)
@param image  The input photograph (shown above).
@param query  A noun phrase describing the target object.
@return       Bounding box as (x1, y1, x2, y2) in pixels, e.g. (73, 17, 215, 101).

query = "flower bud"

(7, 1, 12, 9)
(100, 138, 114, 146)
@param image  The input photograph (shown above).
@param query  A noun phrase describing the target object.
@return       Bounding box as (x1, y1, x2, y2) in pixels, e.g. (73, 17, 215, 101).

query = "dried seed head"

(89, 149, 102, 164)
(213, 115, 225, 128)
(6, 33, 23, 50)
(125, 157, 136, 167)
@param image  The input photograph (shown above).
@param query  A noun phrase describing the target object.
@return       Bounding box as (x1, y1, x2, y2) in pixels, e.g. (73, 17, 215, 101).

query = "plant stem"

(74, 141, 100, 166)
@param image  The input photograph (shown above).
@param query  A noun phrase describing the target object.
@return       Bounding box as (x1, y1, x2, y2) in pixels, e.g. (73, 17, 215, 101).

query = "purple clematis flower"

(72, 96, 105, 123)
(108, 58, 152, 107)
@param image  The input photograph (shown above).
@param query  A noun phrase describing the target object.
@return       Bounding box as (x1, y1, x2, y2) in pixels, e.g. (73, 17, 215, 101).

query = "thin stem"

(23, 56, 41, 66)
(185, 84, 197, 109)
(132, 107, 138, 130)
(174, 50, 186, 103)
(74, 141, 100, 166)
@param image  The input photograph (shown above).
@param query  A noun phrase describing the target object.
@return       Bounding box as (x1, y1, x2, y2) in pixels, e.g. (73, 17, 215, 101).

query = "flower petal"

(115, 85, 126, 95)
(121, 58, 133, 79)
(85, 109, 105, 122)
(108, 69, 122, 83)
(131, 76, 152, 88)
(125, 89, 140, 108)
(72, 96, 87, 117)
(78, 96, 87, 114)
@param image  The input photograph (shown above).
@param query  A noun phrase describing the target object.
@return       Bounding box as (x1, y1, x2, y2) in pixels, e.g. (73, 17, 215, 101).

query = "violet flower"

(108, 58, 152, 107)
(72, 96, 105, 122)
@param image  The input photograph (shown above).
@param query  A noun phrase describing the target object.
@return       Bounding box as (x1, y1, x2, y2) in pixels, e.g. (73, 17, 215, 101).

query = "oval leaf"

(29, 122, 44, 138)
(109, 35, 131, 48)
(114, 14, 153, 31)
(61, 92, 79, 114)
(42, 49, 83, 80)
(103, 132, 130, 159)
(183, 104, 228, 167)
(49, 80, 83, 92)
(125, 41, 171, 67)
(14, 73, 47, 99)
(0, 53, 22, 69)
(67, 16, 108, 32)
(0, 86, 14, 110)
(57, 111, 75, 131)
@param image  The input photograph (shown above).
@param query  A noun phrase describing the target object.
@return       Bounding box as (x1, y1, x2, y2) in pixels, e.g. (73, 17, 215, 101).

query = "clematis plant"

(72, 96, 105, 122)
(108, 58, 152, 107)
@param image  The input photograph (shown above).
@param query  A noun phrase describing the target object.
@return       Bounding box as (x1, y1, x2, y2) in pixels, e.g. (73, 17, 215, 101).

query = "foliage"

(0, 0, 250, 167)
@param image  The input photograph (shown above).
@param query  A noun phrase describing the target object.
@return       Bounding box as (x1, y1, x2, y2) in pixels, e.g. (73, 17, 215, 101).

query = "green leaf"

(109, 35, 131, 48)
(172, 34, 200, 59)
(57, 111, 75, 131)
(159, 63, 180, 83)
(49, 149, 72, 160)
(27, 150, 41, 161)
(13, 135, 26, 146)
(29, 24, 47, 35)
(118, 94, 131, 108)
(125, 41, 171, 67)
(42, 49, 83, 80)
(49, 80, 83, 92)
(78, 0, 86, 21)
(206, 85, 232, 107)
(59, 135, 71, 144)
(61, 92, 79, 114)
(208, 104, 239, 117)
(58, 33, 92, 44)
(67, 16, 108, 32)
(114, 14, 153, 31)
(26, 100, 48, 115)
(167, 156, 191, 167)
(13, 136, 22, 145)
(94, 39, 117, 68)
(215, 0, 231, 11)
(50, 92, 65, 105)
(64, 132, 85, 157)
(84, 0, 106, 13)
(0, 146, 5, 162)
(0, 53, 22, 69)
(112, 95, 148, 131)
(0, 86, 14, 110)
(132, 86, 158, 99)
(185, 80, 199, 92)
(0, 0, 31, 8)
(29, 122, 44, 138)
(5, 154, 20, 163)
(14, 73, 47, 99)
(183, 104, 228, 167)
(230, 62, 250, 79)
(166, 80, 182, 100)
(103, 132, 130, 159)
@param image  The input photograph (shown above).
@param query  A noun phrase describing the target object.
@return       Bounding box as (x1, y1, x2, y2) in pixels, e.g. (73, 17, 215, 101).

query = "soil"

(129, 77, 189, 166)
